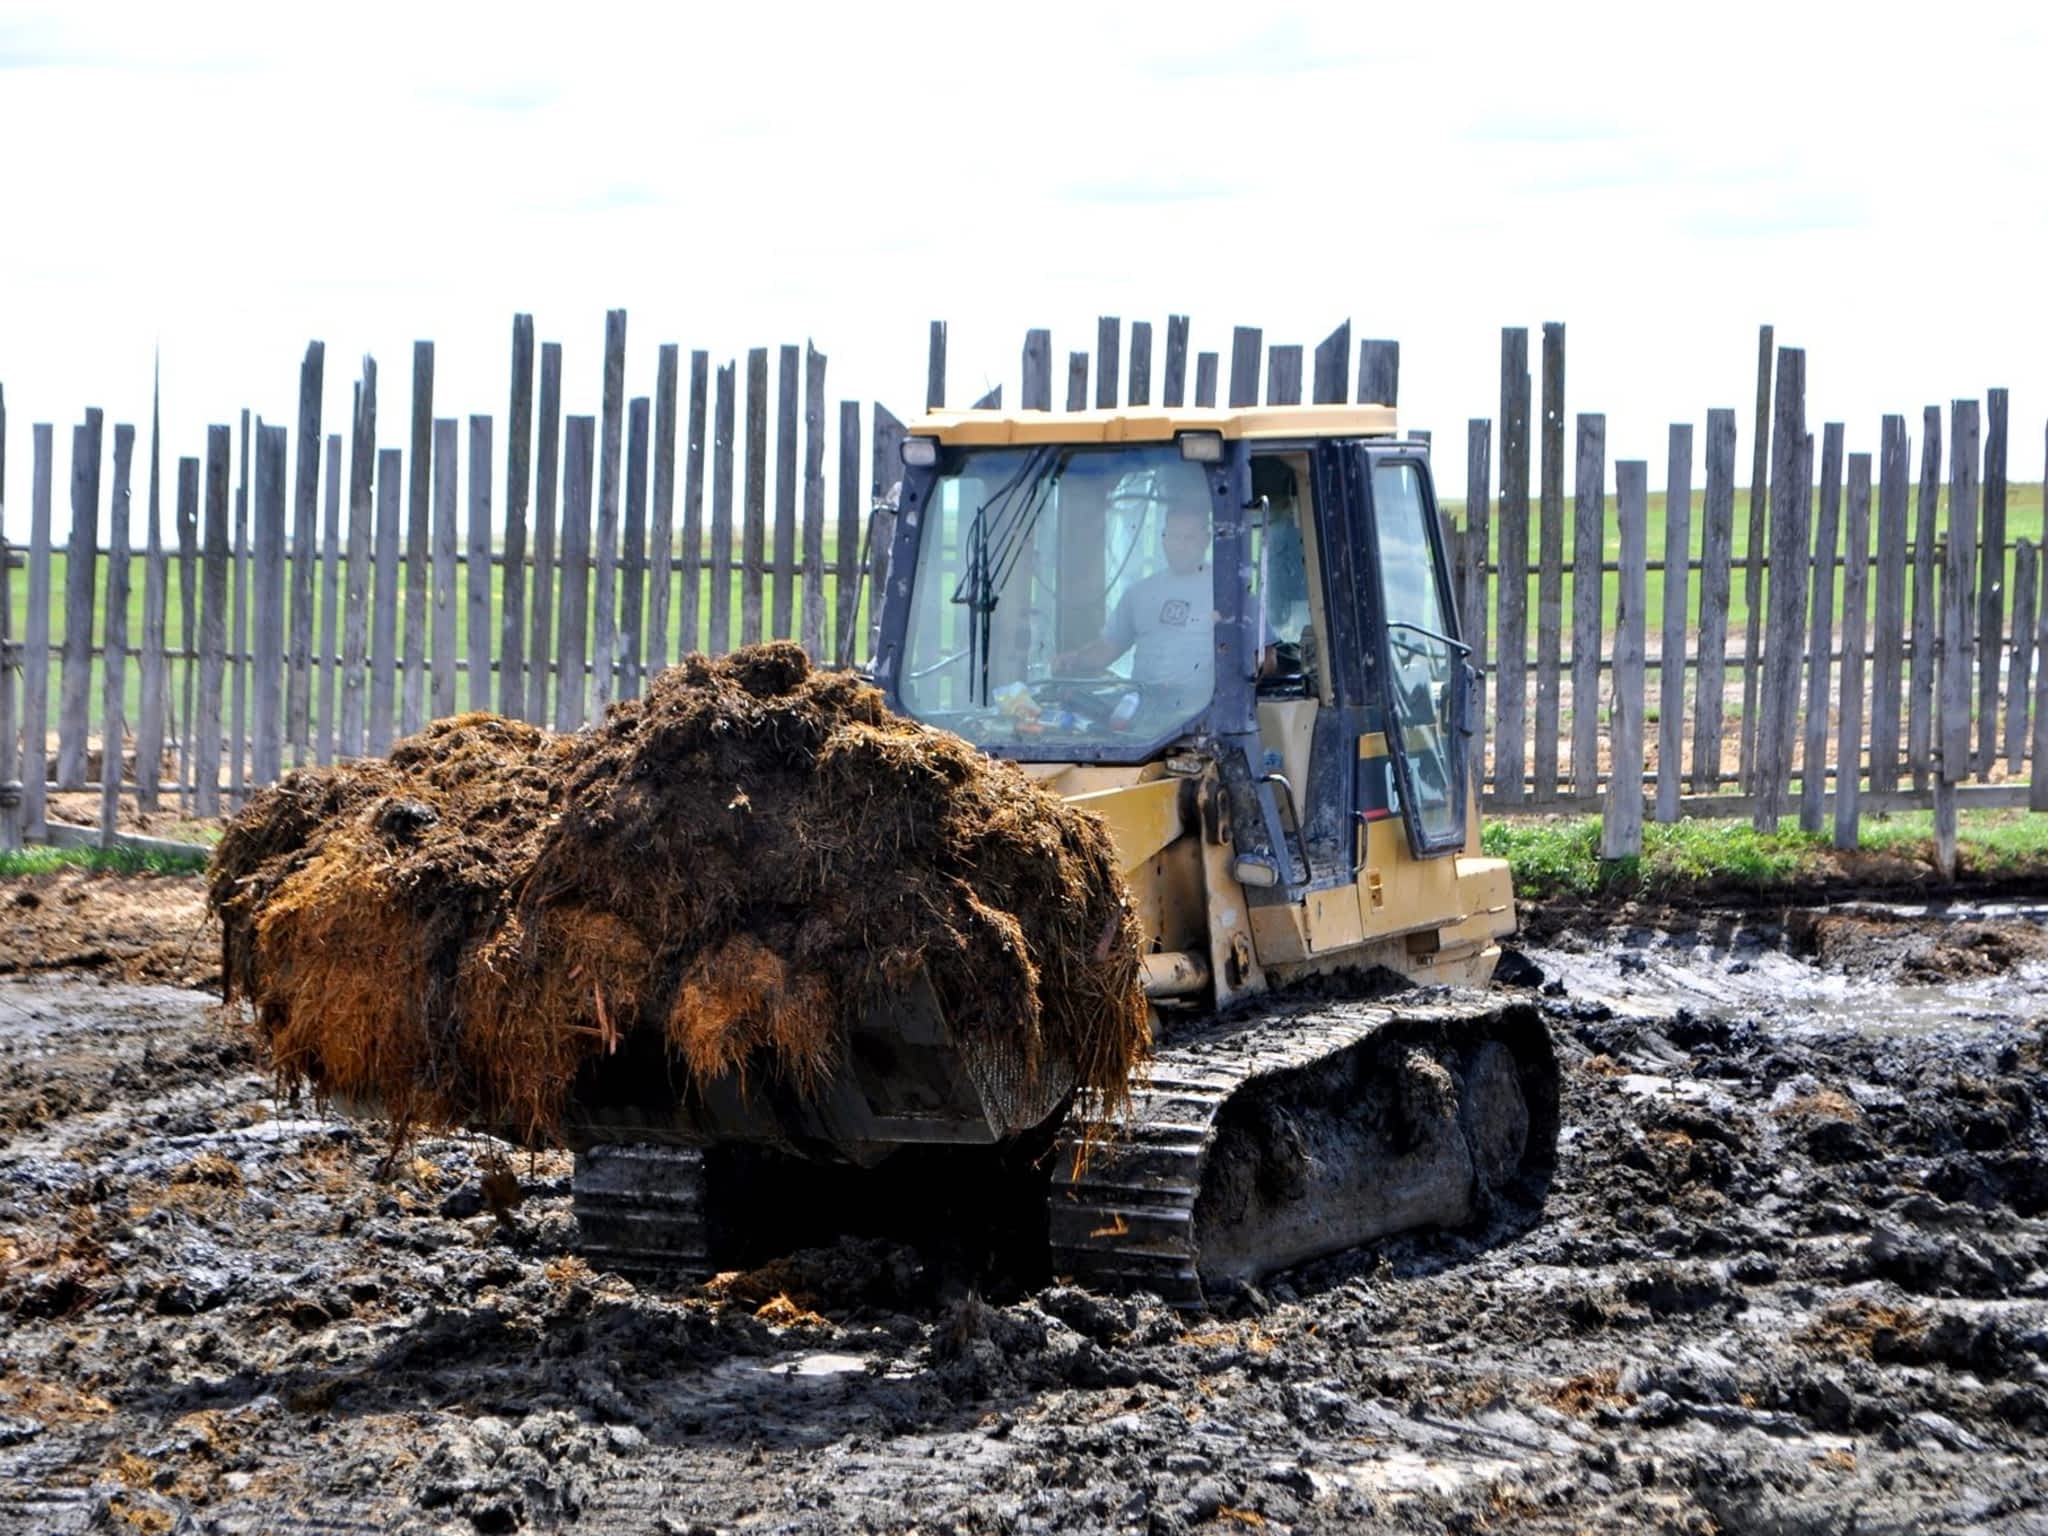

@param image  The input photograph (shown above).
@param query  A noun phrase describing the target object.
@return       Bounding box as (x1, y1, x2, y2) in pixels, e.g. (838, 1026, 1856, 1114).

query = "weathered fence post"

(556, 416, 595, 730)
(99, 425, 133, 846)
(1127, 320, 1153, 406)
(1977, 388, 2008, 778)
(773, 343, 801, 644)
(647, 344, 679, 680)
(1800, 424, 1845, 834)
(2034, 416, 2048, 809)
(1836, 453, 1871, 848)
(1693, 409, 1737, 792)
(800, 343, 828, 660)
(314, 437, 340, 767)
(1227, 327, 1262, 408)
(1493, 329, 1530, 805)
(501, 316, 535, 715)
(1161, 317, 1189, 408)
(868, 404, 905, 660)
(230, 411, 250, 807)
(621, 397, 649, 697)
(1907, 406, 1942, 790)
(1935, 400, 1981, 877)
(2004, 540, 2034, 777)
(1265, 345, 1303, 407)
(594, 310, 627, 707)
(1570, 413, 1605, 796)
(404, 341, 434, 736)
(1022, 330, 1052, 412)
(2007, 540, 2039, 782)
(709, 362, 737, 657)
(135, 381, 169, 813)
(196, 426, 231, 815)
(1657, 423, 1693, 822)
(59, 410, 102, 789)
(527, 343, 563, 724)
(0, 385, 13, 850)
(0, 514, 14, 850)
(1754, 347, 1807, 832)
(1535, 322, 1566, 800)
(1357, 339, 1399, 407)
(1311, 322, 1350, 406)
(1464, 417, 1492, 798)
(467, 416, 494, 711)
(1603, 461, 1648, 858)
(22, 426, 52, 836)
(340, 372, 376, 762)
(431, 418, 458, 721)
(1065, 351, 1089, 412)
(253, 425, 287, 786)
(833, 399, 862, 665)
(742, 347, 768, 648)
(1738, 324, 1774, 793)
(369, 445, 400, 754)
(288, 342, 323, 766)
(1096, 318, 1121, 409)
(1193, 353, 1219, 409)
(926, 321, 947, 412)
(677, 352, 709, 665)
(1870, 414, 1909, 793)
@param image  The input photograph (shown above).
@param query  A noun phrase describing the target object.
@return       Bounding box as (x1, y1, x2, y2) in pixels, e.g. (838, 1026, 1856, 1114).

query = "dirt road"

(1, 889, 2045, 1533)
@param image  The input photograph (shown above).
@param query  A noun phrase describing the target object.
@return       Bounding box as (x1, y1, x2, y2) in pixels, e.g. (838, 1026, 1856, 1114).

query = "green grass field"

(4, 479, 2042, 735)
(1483, 807, 2048, 898)
(0, 842, 210, 877)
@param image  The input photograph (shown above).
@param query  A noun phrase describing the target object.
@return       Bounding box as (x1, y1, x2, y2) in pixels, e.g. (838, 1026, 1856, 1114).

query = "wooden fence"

(0, 314, 2043, 868)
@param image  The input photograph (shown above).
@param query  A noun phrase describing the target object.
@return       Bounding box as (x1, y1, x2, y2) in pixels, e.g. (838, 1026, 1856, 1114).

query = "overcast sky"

(2, 0, 2044, 529)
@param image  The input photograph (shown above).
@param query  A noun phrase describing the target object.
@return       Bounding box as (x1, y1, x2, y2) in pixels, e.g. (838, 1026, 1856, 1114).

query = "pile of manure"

(208, 643, 1148, 1144)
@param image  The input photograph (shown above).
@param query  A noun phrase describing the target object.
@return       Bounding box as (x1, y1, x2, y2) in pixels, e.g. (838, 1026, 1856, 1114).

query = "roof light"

(1177, 430, 1224, 463)
(901, 436, 939, 468)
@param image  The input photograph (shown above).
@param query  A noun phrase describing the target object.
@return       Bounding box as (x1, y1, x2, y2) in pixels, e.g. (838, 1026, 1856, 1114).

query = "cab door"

(1349, 448, 1475, 858)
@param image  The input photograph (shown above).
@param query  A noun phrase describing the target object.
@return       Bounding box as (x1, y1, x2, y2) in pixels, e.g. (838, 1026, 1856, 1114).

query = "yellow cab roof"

(907, 403, 1399, 446)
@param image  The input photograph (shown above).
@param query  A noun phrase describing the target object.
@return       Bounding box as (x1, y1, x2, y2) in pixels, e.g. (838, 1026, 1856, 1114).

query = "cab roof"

(907, 403, 1399, 446)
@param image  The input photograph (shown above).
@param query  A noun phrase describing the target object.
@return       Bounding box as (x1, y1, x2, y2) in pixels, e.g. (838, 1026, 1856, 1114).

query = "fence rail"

(1, 314, 2043, 862)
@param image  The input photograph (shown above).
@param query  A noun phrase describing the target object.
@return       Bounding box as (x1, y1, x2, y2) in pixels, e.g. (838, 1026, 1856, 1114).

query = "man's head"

(1161, 502, 1210, 575)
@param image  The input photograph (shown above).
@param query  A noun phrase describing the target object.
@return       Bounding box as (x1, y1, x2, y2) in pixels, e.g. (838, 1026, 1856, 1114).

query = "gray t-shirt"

(1107, 566, 1215, 707)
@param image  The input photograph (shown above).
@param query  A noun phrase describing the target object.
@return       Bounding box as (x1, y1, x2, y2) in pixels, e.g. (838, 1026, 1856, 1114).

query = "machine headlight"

(901, 436, 939, 468)
(1177, 431, 1224, 463)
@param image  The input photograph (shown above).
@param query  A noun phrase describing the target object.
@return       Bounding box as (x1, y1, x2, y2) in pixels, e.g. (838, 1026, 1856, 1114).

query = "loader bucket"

(558, 973, 1077, 1165)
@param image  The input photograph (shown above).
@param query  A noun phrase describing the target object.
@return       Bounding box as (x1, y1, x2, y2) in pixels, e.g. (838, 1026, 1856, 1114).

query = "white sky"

(2, 0, 2045, 531)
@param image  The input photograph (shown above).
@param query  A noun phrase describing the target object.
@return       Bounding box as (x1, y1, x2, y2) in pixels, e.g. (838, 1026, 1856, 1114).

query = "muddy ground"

(2, 885, 2047, 1534)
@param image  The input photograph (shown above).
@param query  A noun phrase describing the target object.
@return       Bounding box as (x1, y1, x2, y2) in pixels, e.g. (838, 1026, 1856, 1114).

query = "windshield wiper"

(952, 446, 1064, 704)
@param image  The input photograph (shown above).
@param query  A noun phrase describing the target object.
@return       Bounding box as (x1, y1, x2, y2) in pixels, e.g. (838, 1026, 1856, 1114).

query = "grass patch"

(1485, 808, 2048, 900)
(0, 843, 211, 878)
(1854, 808, 2048, 872)
(1482, 817, 1823, 899)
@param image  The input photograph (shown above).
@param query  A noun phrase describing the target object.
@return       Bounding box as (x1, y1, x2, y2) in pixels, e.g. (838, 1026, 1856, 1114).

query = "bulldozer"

(570, 402, 1557, 1308)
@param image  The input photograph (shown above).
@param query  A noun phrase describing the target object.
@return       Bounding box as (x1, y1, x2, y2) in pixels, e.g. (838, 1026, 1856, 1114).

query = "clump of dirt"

(0, 870, 214, 985)
(208, 645, 1147, 1145)
(1797, 911, 2048, 982)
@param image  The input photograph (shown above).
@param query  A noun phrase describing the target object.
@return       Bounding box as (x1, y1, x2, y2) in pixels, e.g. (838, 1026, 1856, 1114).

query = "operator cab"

(873, 407, 1480, 924)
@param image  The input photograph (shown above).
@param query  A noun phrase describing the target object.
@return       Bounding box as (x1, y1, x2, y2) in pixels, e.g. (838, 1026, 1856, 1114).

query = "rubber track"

(571, 1143, 711, 1276)
(1048, 996, 1528, 1310)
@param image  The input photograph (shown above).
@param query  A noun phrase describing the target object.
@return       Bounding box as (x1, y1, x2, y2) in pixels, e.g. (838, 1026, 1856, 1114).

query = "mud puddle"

(1520, 899, 2048, 1037)
(2, 901, 2047, 1533)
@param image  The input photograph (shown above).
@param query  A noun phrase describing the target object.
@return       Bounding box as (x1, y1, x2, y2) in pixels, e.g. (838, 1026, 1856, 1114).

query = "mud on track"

(1, 899, 2046, 1534)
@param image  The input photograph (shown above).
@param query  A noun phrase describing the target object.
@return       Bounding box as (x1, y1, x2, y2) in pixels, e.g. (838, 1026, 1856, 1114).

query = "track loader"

(571, 403, 1557, 1307)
